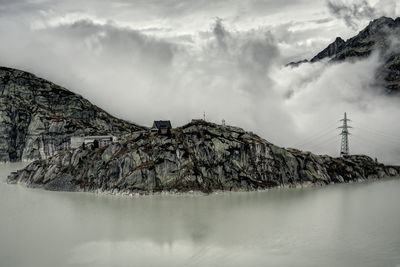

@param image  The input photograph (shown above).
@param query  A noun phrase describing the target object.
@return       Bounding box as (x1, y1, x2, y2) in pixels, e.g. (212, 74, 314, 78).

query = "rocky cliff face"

(0, 67, 143, 162)
(8, 120, 400, 194)
(310, 37, 346, 62)
(290, 17, 400, 93)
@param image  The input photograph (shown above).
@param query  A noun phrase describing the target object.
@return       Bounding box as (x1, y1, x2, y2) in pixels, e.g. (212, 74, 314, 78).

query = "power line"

(353, 126, 400, 145)
(292, 123, 338, 148)
(353, 132, 400, 147)
(290, 113, 397, 157)
(305, 134, 340, 152)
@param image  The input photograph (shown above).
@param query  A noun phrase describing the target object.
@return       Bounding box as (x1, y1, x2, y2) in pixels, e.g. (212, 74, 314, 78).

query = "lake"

(1, 163, 400, 267)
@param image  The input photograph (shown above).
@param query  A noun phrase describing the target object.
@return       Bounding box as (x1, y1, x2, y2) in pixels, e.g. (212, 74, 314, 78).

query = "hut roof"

(153, 120, 172, 129)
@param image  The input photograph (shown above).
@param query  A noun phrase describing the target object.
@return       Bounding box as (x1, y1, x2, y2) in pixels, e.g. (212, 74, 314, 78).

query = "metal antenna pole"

(339, 112, 351, 156)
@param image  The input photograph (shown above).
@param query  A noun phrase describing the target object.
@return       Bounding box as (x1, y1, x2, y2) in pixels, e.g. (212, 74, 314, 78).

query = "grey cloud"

(275, 52, 400, 164)
(0, 0, 51, 20)
(205, 19, 280, 94)
(0, 0, 46, 13)
(0, 1, 399, 163)
(46, 19, 177, 68)
(327, 0, 376, 29)
(327, 0, 399, 29)
(108, 0, 303, 17)
(270, 20, 344, 63)
(0, 0, 304, 20)
(313, 18, 334, 24)
(213, 18, 229, 50)
(0, 17, 283, 128)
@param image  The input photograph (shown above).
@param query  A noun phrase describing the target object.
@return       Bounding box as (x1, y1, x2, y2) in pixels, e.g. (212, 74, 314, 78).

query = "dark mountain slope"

(0, 67, 143, 161)
(289, 17, 400, 93)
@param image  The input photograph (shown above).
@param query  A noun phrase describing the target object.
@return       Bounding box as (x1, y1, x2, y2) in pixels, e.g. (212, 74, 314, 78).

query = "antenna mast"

(339, 112, 351, 156)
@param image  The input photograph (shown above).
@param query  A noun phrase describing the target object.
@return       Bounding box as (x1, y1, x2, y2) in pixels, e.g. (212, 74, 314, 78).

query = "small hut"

(151, 120, 172, 135)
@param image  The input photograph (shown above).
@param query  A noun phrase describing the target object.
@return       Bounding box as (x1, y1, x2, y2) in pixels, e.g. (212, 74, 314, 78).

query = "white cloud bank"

(0, 1, 399, 164)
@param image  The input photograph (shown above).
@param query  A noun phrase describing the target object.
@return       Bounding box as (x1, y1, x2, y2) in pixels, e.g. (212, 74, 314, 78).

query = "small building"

(151, 120, 172, 135)
(70, 135, 118, 149)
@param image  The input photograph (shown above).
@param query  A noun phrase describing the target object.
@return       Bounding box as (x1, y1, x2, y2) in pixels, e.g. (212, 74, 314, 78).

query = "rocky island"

(4, 16, 400, 195)
(8, 120, 400, 194)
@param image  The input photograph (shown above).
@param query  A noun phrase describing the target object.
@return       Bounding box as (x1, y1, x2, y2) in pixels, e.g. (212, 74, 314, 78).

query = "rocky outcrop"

(310, 37, 346, 62)
(7, 120, 400, 194)
(290, 17, 400, 93)
(0, 67, 143, 162)
(286, 59, 309, 68)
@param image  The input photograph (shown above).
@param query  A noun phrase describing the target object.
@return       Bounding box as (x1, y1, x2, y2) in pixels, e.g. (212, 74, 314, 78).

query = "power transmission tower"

(339, 112, 352, 157)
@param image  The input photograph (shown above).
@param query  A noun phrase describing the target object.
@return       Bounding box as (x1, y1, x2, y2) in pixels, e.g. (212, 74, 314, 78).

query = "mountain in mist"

(8, 120, 400, 194)
(289, 16, 400, 93)
(0, 67, 143, 162)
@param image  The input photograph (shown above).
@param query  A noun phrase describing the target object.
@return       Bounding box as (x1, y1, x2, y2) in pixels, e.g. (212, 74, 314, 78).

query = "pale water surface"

(1, 163, 400, 267)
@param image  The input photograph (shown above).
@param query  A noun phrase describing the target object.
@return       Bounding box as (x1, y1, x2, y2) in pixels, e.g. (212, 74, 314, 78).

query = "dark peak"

(368, 16, 394, 27)
(347, 16, 399, 47)
(310, 36, 346, 62)
(309, 17, 399, 63)
(362, 16, 398, 34)
(286, 16, 400, 94)
(334, 37, 345, 43)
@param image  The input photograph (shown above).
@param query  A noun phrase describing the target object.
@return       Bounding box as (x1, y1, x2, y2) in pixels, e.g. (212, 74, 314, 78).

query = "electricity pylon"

(339, 112, 351, 157)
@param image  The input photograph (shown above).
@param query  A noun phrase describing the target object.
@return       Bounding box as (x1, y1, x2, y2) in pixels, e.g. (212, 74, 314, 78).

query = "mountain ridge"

(288, 16, 400, 93)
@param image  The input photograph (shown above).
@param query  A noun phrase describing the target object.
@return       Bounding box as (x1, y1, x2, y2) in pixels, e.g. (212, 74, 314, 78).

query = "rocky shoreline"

(7, 120, 400, 194)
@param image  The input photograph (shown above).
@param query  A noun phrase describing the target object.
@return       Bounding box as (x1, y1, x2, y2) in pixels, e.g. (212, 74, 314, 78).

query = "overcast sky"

(0, 0, 400, 163)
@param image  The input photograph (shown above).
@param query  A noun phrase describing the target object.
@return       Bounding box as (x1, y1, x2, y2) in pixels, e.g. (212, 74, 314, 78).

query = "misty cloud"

(327, 0, 376, 29)
(327, 0, 399, 29)
(50, 19, 177, 67)
(212, 18, 229, 50)
(0, 1, 399, 163)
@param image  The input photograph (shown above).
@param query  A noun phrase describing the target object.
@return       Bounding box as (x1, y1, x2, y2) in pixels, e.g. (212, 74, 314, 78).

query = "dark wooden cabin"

(151, 120, 172, 134)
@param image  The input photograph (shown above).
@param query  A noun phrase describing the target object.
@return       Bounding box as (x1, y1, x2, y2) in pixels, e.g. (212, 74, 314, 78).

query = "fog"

(1, 163, 400, 267)
(0, 0, 399, 163)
